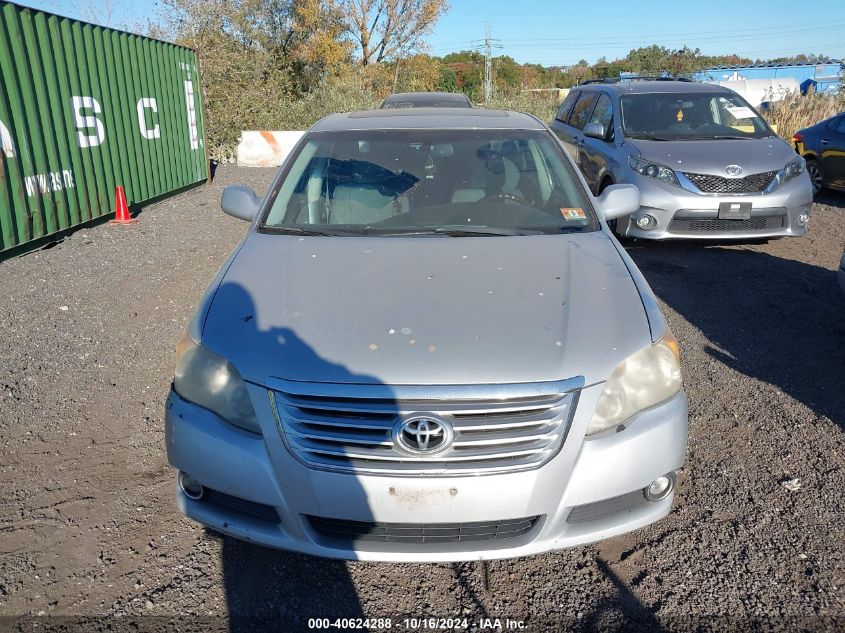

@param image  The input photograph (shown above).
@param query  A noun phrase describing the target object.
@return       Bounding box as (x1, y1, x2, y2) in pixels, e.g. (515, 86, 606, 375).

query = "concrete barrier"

(237, 131, 305, 167)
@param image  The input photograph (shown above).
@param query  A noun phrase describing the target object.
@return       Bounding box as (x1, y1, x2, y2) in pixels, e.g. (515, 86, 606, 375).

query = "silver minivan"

(550, 78, 813, 240)
(166, 107, 688, 561)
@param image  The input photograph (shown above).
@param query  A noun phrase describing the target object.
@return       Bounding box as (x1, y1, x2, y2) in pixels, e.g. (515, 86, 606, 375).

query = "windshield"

(620, 92, 774, 140)
(261, 129, 597, 236)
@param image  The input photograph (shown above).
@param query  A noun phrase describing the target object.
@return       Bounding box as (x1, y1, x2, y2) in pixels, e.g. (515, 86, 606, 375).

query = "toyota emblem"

(392, 415, 454, 455)
(725, 164, 743, 177)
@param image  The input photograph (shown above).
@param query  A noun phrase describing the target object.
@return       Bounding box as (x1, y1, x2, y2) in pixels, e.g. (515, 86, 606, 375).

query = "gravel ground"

(1, 165, 843, 632)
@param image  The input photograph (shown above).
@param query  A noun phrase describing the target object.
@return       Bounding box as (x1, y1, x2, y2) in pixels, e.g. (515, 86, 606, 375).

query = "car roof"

(311, 108, 547, 132)
(577, 80, 735, 95)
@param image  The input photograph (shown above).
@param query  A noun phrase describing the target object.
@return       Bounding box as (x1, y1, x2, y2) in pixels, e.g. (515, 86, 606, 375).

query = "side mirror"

(221, 185, 260, 222)
(598, 184, 640, 221)
(583, 122, 606, 140)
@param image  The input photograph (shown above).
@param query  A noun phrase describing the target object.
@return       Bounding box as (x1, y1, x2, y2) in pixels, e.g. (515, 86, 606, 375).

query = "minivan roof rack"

(578, 76, 693, 85)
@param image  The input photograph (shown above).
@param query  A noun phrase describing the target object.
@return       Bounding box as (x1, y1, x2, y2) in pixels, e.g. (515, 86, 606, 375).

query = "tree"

(291, 0, 353, 88)
(389, 54, 441, 91)
(437, 67, 457, 92)
(338, 0, 448, 65)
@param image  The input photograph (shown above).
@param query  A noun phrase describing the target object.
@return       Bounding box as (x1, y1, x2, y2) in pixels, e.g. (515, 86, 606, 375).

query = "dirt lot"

(1, 165, 843, 632)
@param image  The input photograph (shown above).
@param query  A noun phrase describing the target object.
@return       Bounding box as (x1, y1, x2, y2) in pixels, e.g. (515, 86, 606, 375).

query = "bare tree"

(339, 0, 448, 65)
(71, 0, 118, 28)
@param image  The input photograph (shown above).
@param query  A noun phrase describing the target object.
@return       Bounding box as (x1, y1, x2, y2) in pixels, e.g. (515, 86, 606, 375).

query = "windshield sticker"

(560, 207, 586, 220)
(726, 106, 757, 119)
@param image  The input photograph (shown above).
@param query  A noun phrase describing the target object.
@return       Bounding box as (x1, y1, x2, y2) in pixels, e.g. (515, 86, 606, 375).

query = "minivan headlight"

(174, 334, 261, 434)
(783, 155, 806, 179)
(765, 156, 806, 192)
(628, 156, 680, 187)
(587, 331, 682, 435)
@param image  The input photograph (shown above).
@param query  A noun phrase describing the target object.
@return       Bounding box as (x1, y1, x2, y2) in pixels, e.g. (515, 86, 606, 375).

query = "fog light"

(635, 214, 657, 229)
(798, 213, 809, 225)
(643, 474, 674, 502)
(178, 472, 204, 500)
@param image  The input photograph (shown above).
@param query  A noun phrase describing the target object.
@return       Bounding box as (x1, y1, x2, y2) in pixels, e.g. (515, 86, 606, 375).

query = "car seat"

(329, 184, 409, 225)
(451, 151, 520, 203)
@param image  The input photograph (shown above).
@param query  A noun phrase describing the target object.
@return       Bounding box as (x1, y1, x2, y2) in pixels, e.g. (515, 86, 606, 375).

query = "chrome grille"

(683, 171, 776, 193)
(268, 378, 581, 476)
(669, 215, 784, 233)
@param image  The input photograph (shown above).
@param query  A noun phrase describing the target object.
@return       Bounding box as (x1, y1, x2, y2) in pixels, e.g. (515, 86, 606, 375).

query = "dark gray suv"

(550, 78, 812, 240)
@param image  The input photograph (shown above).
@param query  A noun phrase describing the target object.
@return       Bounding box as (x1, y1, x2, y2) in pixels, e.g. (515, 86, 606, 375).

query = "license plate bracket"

(717, 201, 752, 220)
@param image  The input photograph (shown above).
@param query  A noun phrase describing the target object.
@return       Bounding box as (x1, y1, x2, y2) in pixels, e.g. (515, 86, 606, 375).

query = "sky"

(16, 0, 845, 67)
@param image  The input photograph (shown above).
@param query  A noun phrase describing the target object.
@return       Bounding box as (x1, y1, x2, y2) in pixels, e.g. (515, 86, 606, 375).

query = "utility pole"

(484, 23, 492, 104)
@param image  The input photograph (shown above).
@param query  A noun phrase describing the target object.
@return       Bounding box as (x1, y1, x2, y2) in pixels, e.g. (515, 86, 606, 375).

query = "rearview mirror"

(598, 184, 640, 221)
(583, 122, 606, 139)
(221, 185, 260, 222)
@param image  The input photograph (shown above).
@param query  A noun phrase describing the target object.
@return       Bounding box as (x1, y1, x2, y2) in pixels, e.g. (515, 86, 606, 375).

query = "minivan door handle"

(821, 138, 830, 145)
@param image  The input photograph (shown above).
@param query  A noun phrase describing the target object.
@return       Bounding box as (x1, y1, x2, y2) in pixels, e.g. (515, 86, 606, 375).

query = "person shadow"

(198, 282, 393, 632)
(627, 242, 845, 430)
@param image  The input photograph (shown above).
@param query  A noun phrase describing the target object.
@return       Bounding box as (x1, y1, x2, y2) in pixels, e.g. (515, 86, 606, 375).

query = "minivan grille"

(683, 171, 776, 194)
(307, 515, 540, 544)
(269, 379, 580, 476)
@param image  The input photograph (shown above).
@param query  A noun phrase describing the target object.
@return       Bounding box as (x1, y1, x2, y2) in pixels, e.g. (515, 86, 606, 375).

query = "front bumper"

(165, 383, 688, 561)
(617, 171, 812, 240)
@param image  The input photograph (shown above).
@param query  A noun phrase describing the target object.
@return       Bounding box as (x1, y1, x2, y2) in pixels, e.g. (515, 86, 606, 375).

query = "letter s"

(71, 96, 105, 147)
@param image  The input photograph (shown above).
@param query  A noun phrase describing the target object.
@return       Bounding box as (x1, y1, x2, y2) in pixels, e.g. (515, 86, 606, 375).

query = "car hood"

(202, 231, 651, 387)
(630, 137, 794, 176)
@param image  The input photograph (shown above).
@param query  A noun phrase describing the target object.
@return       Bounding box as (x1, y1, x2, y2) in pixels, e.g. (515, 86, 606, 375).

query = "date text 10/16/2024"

(307, 617, 528, 630)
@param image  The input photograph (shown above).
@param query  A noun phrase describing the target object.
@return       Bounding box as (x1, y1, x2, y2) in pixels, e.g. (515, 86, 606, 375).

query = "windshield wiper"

(258, 224, 348, 237)
(260, 225, 567, 237)
(628, 134, 673, 141)
(375, 227, 547, 237)
(684, 135, 755, 140)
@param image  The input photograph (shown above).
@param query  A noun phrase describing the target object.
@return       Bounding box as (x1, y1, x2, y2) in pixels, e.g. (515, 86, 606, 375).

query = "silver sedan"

(165, 108, 688, 561)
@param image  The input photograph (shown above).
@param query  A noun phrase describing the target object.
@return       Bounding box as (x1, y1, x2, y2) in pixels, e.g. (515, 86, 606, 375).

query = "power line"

(483, 18, 845, 45)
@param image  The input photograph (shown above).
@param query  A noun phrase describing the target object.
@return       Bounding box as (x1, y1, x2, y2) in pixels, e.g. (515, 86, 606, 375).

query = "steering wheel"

(480, 191, 529, 205)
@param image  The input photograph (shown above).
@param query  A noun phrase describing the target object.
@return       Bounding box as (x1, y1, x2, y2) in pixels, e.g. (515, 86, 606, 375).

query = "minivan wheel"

(806, 159, 824, 196)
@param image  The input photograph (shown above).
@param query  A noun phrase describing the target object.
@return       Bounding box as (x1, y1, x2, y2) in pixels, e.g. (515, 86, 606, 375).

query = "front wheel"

(806, 159, 824, 196)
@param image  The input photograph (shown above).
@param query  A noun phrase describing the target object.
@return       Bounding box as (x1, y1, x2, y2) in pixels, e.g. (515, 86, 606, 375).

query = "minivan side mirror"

(583, 122, 606, 140)
(598, 184, 640, 221)
(221, 185, 261, 222)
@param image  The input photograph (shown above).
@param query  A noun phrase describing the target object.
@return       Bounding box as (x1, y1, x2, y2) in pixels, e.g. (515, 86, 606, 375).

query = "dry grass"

(760, 91, 843, 140)
(484, 92, 560, 123)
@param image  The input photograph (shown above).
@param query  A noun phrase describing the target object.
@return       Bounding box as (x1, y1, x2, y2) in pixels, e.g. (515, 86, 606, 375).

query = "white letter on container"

(0, 119, 15, 157)
(136, 98, 160, 140)
(71, 96, 105, 147)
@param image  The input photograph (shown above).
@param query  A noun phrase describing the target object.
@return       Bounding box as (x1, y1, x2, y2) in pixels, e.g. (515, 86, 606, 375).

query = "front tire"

(806, 158, 824, 196)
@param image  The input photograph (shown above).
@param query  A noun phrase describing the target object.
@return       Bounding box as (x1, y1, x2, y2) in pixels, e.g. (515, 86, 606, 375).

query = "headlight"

(628, 156, 679, 187)
(174, 334, 261, 434)
(766, 156, 806, 192)
(587, 331, 682, 435)
(784, 155, 806, 179)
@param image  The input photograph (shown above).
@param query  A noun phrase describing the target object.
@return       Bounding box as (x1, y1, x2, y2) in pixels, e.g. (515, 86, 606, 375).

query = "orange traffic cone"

(109, 186, 137, 224)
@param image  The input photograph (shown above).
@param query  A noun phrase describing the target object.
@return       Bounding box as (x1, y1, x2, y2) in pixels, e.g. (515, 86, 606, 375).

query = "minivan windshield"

(620, 92, 774, 141)
(261, 129, 597, 236)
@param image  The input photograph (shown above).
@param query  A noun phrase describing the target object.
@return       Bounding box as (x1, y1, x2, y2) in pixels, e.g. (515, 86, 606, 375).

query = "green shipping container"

(0, 1, 208, 253)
